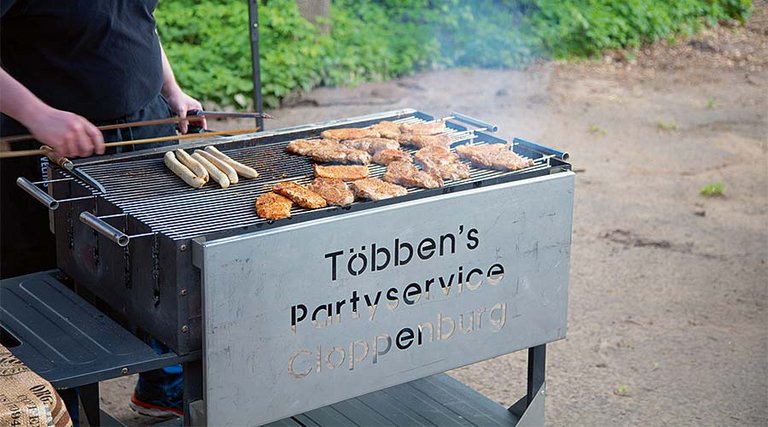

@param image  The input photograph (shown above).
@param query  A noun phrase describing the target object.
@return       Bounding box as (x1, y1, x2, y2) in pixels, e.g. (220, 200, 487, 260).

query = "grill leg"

(183, 359, 204, 426)
(79, 383, 100, 426)
(508, 344, 546, 421)
(527, 344, 546, 406)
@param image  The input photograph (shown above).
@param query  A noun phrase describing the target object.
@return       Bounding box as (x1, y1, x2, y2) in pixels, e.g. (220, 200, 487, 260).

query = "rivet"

(180, 289, 188, 296)
(179, 244, 188, 252)
(181, 325, 189, 333)
(121, 368, 129, 375)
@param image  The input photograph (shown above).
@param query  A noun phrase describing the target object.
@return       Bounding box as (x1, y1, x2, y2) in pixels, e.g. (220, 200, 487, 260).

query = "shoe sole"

(129, 397, 183, 418)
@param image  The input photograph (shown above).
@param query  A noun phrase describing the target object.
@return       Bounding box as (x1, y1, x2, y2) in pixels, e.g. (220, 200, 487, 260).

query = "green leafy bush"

(155, 0, 752, 108)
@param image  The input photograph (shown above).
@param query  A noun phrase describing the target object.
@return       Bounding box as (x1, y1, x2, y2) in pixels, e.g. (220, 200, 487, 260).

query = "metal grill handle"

(17, 177, 59, 210)
(80, 212, 129, 247)
(514, 137, 570, 161)
(450, 112, 498, 132)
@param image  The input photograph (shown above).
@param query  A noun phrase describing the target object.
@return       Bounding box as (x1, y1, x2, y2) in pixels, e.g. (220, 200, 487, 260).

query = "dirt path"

(104, 5, 767, 425)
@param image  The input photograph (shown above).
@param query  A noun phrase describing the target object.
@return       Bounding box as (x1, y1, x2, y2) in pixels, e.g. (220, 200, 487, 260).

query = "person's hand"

(27, 106, 105, 158)
(163, 88, 207, 134)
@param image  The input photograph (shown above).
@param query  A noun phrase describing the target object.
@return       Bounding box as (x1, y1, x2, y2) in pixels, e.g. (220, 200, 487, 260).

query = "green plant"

(657, 119, 679, 131)
(699, 182, 726, 197)
(707, 97, 718, 109)
(154, 0, 753, 108)
(614, 384, 629, 396)
(588, 123, 607, 135)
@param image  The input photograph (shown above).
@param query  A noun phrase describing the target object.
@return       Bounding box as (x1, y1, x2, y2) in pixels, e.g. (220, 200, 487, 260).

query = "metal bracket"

(16, 177, 95, 210)
(79, 212, 154, 247)
(515, 137, 570, 161)
(450, 111, 499, 132)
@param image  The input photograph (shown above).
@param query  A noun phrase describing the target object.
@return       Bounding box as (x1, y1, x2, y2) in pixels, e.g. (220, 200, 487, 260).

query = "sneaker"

(130, 367, 183, 418)
(129, 391, 183, 418)
(131, 338, 184, 418)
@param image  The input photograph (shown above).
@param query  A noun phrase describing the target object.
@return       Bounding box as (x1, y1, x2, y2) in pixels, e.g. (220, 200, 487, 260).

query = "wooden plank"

(411, 375, 519, 426)
(382, 382, 473, 426)
(357, 390, 434, 427)
(302, 405, 356, 426)
(330, 398, 392, 426)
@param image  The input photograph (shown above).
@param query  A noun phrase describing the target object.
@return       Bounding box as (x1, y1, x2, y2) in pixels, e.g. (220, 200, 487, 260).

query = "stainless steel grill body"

(45, 109, 571, 355)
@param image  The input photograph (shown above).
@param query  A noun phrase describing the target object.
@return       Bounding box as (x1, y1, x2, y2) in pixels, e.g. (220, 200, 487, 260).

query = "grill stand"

(4, 109, 570, 426)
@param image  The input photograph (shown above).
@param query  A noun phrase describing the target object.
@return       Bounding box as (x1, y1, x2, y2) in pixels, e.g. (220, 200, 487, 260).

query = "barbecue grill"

(12, 108, 574, 425)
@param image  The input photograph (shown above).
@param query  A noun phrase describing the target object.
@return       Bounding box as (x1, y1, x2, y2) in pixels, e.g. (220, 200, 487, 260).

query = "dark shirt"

(0, 0, 164, 125)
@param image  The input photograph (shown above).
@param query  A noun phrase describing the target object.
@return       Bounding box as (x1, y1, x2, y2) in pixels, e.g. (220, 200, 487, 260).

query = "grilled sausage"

(175, 149, 208, 181)
(191, 152, 230, 189)
(194, 150, 238, 184)
(164, 151, 207, 188)
(204, 146, 259, 179)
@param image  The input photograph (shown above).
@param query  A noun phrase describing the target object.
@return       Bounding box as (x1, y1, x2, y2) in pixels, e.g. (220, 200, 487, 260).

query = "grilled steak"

(311, 146, 371, 165)
(400, 120, 446, 135)
(286, 138, 370, 164)
(371, 121, 401, 139)
(285, 138, 336, 156)
(273, 181, 327, 209)
(400, 133, 453, 149)
(307, 178, 355, 206)
(373, 149, 412, 166)
(321, 128, 380, 141)
(455, 144, 534, 171)
(341, 137, 400, 154)
(256, 192, 293, 219)
(415, 146, 471, 180)
(383, 160, 443, 189)
(314, 164, 369, 180)
(350, 178, 408, 201)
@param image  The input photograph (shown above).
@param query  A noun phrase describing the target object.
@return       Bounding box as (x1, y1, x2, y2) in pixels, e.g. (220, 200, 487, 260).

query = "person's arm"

(0, 67, 104, 157)
(158, 42, 206, 134)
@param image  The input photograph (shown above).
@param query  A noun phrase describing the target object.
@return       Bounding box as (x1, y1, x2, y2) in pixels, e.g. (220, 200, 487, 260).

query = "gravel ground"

(103, 4, 767, 425)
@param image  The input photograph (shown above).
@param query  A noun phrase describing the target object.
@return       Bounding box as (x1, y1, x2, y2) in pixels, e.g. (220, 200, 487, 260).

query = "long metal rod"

(80, 211, 129, 247)
(0, 128, 257, 159)
(248, 0, 264, 131)
(0, 116, 207, 144)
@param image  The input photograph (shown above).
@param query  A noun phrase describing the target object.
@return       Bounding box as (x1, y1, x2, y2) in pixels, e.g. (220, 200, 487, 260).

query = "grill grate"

(68, 114, 555, 240)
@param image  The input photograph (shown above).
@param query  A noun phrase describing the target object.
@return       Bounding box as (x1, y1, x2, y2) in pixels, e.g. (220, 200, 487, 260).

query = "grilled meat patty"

(341, 137, 400, 154)
(307, 178, 355, 206)
(273, 181, 327, 209)
(310, 146, 371, 165)
(285, 138, 337, 156)
(415, 146, 470, 180)
(350, 178, 408, 201)
(256, 192, 293, 219)
(400, 120, 446, 135)
(286, 138, 371, 165)
(373, 149, 412, 166)
(400, 133, 453, 149)
(321, 128, 380, 141)
(313, 164, 369, 180)
(383, 160, 444, 189)
(455, 144, 534, 171)
(371, 120, 401, 139)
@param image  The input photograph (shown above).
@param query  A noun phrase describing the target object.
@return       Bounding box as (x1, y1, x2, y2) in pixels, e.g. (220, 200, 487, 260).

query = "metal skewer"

(0, 128, 259, 159)
(0, 110, 272, 144)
